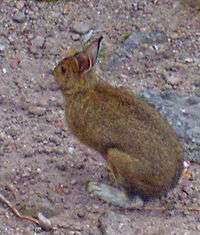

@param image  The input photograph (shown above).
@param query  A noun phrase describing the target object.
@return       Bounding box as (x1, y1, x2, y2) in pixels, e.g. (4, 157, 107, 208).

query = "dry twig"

(0, 192, 53, 230)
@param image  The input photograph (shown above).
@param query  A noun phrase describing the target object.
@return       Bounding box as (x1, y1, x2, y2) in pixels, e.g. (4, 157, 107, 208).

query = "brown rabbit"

(53, 37, 183, 208)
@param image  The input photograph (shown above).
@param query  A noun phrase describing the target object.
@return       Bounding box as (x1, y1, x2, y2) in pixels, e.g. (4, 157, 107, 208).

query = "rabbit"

(52, 36, 183, 208)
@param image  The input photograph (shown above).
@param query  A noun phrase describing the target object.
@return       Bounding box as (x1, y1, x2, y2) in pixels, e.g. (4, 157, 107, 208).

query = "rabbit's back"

(66, 81, 183, 166)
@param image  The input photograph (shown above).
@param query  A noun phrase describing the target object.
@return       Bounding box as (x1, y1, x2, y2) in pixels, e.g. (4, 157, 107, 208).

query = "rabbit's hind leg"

(86, 148, 144, 209)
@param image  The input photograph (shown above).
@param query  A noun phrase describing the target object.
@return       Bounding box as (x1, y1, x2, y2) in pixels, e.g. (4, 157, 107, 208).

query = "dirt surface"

(0, 0, 200, 234)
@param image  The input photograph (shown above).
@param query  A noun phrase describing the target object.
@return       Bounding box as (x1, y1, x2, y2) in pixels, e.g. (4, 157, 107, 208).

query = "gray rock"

(99, 211, 133, 235)
(82, 29, 94, 42)
(71, 33, 80, 41)
(107, 30, 168, 69)
(186, 127, 200, 144)
(122, 31, 168, 53)
(12, 12, 26, 23)
(71, 22, 91, 35)
(138, 90, 200, 162)
(0, 37, 9, 52)
(185, 96, 200, 105)
(31, 35, 45, 48)
(0, 44, 6, 52)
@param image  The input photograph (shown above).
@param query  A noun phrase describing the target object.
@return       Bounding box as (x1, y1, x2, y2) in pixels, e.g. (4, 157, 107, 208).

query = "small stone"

(37, 212, 53, 231)
(165, 74, 181, 86)
(31, 35, 45, 48)
(153, 44, 159, 51)
(68, 146, 75, 155)
(183, 161, 190, 169)
(56, 163, 66, 171)
(12, 12, 26, 23)
(24, 148, 34, 158)
(63, 4, 71, 14)
(182, 182, 194, 195)
(68, 232, 76, 235)
(184, 57, 193, 63)
(45, 37, 60, 55)
(197, 224, 200, 231)
(185, 96, 199, 105)
(132, 3, 139, 11)
(71, 179, 77, 185)
(192, 77, 200, 87)
(48, 135, 61, 145)
(0, 44, 6, 52)
(9, 57, 21, 69)
(71, 33, 80, 41)
(71, 22, 91, 35)
(82, 29, 94, 42)
(76, 209, 85, 218)
(0, 130, 6, 141)
(16, 0, 25, 9)
(2, 68, 7, 74)
(6, 127, 17, 138)
(186, 127, 200, 144)
(28, 105, 46, 116)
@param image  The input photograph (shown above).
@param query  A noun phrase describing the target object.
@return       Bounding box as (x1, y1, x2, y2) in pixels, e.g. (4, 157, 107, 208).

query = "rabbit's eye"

(61, 66, 66, 74)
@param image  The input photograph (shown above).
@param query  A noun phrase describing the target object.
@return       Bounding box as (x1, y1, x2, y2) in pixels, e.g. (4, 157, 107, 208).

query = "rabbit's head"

(53, 36, 102, 93)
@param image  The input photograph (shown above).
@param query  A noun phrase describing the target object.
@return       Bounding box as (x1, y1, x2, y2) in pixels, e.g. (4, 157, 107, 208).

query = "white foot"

(87, 181, 144, 209)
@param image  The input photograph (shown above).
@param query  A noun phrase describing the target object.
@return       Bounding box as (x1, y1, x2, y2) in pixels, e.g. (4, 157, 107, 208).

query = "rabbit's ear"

(76, 36, 103, 73)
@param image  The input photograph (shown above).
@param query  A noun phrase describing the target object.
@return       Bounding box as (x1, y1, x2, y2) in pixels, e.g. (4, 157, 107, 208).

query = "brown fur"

(53, 37, 183, 198)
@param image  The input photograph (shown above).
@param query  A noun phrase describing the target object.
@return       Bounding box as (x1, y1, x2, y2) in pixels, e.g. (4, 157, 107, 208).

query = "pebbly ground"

(0, 0, 200, 234)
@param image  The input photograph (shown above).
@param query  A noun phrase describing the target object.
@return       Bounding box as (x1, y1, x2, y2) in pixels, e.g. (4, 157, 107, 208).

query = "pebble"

(12, 12, 26, 23)
(48, 135, 61, 145)
(0, 44, 6, 52)
(68, 146, 75, 155)
(5, 126, 18, 138)
(31, 35, 45, 48)
(186, 127, 200, 145)
(2, 68, 7, 74)
(71, 33, 80, 41)
(71, 179, 77, 185)
(197, 224, 200, 231)
(165, 74, 181, 86)
(184, 57, 193, 63)
(15, 0, 25, 9)
(71, 22, 91, 35)
(23, 144, 35, 157)
(37, 212, 53, 231)
(28, 105, 46, 116)
(76, 209, 85, 218)
(0, 131, 6, 142)
(82, 29, 94, 42)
